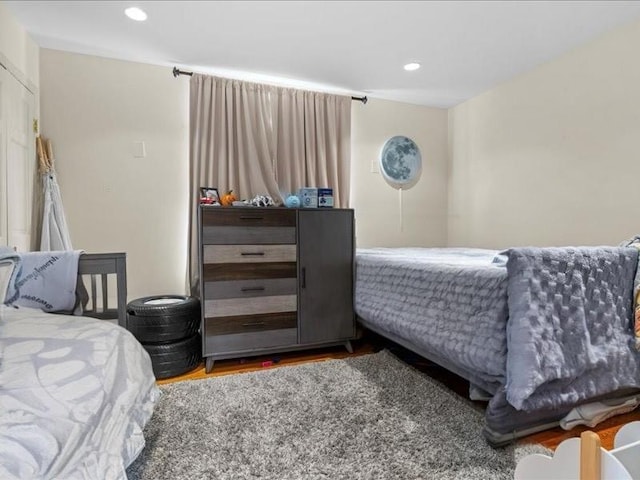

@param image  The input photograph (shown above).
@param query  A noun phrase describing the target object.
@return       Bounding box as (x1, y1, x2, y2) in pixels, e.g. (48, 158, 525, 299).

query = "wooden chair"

(77, 253, 127, 327)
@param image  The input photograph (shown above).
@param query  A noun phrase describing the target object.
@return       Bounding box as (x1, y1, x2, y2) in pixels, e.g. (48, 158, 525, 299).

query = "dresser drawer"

(204, 327, 298, 354)
(202, 226, 296, 245)
(204, 295, 297, 317)
(203, 262, 296, 282)
(202, 207, 295, 227)
(205, 311, 297, 335)
(203, 244, 296, 264)
(204, 278, 297, 300)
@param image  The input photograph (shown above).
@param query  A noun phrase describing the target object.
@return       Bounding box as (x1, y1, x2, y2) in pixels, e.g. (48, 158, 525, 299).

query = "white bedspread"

(0, 306, 159, 479)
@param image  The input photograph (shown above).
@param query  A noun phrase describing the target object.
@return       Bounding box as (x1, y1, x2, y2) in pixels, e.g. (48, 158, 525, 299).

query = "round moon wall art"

(379, 135, 422, 189)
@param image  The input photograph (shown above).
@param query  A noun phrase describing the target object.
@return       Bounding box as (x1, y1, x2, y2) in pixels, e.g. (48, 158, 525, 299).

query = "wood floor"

(158, 331, 640, 451)
(157, 340, 376, 385)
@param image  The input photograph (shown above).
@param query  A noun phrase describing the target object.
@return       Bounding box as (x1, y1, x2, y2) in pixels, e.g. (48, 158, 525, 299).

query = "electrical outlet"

(370, 159, 380, 173)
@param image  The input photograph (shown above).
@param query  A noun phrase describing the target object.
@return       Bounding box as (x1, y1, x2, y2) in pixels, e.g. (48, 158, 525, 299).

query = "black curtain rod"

(172, 67, 367, 104)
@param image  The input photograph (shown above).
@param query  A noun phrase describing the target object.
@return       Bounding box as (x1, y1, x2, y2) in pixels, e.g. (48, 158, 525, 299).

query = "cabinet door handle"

(301, 267, 306, 289)
(239, 216, 264, 220)
(242, 321, 266, 327)
(240, 252, 265, 256)
(240, 286, 265, 292)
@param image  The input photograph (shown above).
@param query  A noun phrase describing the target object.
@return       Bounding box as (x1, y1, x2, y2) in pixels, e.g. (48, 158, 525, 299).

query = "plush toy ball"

(284, 195, 301, 208)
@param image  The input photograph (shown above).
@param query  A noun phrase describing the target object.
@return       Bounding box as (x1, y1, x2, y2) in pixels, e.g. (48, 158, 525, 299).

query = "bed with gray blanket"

(0, 249, 159, 479)
(355, 247, 640, 445)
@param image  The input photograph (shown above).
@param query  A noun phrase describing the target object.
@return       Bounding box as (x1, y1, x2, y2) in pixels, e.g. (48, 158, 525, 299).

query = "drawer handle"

(241, 252, 265, 256)
(242, 321, 266, 327)
(239, 216, 264, 220)
(240, 286, 265, 292)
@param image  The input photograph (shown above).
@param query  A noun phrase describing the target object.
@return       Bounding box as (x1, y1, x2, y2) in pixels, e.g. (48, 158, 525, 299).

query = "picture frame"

(200, 187, 219, 203)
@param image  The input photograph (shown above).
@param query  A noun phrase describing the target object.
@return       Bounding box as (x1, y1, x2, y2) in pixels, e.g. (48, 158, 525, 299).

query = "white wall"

(39, 48, 449, 302)
(40, 49, 189, 300)
(40, 13, 639, 297)
(448, 19, 640, 248)
(0, 1, 39, 90)
(351, 99, 448, 247)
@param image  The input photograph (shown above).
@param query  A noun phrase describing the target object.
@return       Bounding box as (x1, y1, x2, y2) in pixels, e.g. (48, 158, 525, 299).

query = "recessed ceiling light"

(125, 7, 147, 21)
(403, 63, 421, 72)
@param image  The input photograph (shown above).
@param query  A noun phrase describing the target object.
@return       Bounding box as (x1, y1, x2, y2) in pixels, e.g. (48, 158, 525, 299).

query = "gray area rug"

(127, 350, 548, 479)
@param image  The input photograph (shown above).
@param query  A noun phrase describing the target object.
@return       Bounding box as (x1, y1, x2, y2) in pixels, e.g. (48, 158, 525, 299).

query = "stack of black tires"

(126, 295, 201, 380)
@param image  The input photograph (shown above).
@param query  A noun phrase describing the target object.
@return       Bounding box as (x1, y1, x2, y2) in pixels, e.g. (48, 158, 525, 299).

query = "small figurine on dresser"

(248, 194, 275, 207)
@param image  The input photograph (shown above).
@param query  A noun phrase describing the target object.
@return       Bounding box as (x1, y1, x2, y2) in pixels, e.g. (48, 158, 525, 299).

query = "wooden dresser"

(198, 206, 355, 372)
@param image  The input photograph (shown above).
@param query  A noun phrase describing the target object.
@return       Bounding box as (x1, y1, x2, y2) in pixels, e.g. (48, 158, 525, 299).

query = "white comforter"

(0, 305, 159, 479)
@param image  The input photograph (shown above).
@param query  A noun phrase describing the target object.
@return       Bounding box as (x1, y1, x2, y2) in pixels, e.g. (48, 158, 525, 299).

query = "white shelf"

(515, 421, 640, 480)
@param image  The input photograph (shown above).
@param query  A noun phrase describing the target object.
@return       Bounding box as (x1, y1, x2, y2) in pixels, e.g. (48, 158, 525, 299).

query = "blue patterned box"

(318, 188, 333, 208)
(299, 187, 318, 208)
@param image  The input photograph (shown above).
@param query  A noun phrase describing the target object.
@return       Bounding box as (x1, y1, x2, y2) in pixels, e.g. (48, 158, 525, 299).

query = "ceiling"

(6, 1, 640, 107)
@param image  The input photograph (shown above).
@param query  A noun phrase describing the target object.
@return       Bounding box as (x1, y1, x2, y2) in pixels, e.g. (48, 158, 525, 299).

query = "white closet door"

(2, 67, 35, 251)
(0, 68, 7, 248)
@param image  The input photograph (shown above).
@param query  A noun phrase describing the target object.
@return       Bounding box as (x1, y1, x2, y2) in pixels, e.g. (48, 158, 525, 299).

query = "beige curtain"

(189, 74, 282, 202)
(273, 89, 351, 206)
(188, 74, 280, 293)
(188, 74, 351, 292)
(304, 91, 351, 207)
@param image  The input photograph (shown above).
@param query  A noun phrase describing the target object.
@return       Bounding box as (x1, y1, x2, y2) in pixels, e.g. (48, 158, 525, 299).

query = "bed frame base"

(357, 316, 640, 448)
(357, 317, 500, 394)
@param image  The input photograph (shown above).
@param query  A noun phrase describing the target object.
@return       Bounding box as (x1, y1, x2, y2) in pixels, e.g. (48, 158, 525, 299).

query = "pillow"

(5, 250, 81, 312)
(0, 246, 21, 305)
(0, 259, 16, 304)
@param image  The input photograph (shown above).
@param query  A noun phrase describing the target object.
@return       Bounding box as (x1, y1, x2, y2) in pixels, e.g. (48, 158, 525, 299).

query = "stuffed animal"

(284, 195, 301, 208)
(249, 195, 275, 207)
(220, 190, 237, 206)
